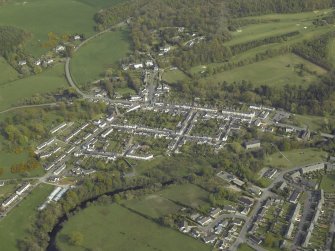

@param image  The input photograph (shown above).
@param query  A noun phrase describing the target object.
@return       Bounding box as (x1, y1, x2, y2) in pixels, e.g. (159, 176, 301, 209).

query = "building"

(263, 168, 277, 179)
(239, 196, 254, 207)
(16, 183, 31, 195)
(53, 164, 66, 176)
(288, 189, 301, 204)
(0, 181, 4, 187)
(209, 208, 222, 218)
(223, 205, 237, 213)
(18, 60, 27, 66)
(202, 234, 217, 244)
(55, 45, 65, 52)
(244, 140, 261, 150)
(133, 63, 143, 69)
(197, 216, 212, 226)
(2, 194, 19, 208)
(300, 163, 325, 175)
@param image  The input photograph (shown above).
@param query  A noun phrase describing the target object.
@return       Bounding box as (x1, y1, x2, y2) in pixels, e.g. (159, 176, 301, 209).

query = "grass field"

(292, 114, 335, 131)
(0, 63, 67, 110)
(320, 174, 335, 193)
(199, 53, 326, 87)
(123, 194, 181, 219)
(265, 148, 327, 169)
(163, 68, 189, 84)
(0, 184, 54, 251)
(237, 243, 256, 251)
(0, 57, 18, 85)
(0, 0, 123, 56)
(159, 183, 210, 209)
(71, 30, 131, 86)
(56, 204, 210, 251)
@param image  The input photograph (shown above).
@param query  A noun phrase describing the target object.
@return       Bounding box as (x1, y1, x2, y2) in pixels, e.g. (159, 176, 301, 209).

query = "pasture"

(327, 38, 335, 67)
(0, 63, 67, 111)
(0, 184, 54, 251)
(71, 29, 131, 86)
(56, 204, 210, 251)
(163, 68, 189, 84)
(265, 148, 327, 169)
(0, 57, 18, 85)
(199, 53, 326, 88)
(0, 0, 123, 56)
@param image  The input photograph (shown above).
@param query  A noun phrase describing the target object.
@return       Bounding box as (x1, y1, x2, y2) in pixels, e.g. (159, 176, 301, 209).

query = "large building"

(244, 140, 261, 150)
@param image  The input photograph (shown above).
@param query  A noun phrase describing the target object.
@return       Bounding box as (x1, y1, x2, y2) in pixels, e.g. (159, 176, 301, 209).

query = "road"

(0, 103, 58, 114)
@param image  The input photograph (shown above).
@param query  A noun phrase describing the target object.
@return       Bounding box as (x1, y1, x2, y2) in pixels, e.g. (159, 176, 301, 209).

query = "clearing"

(0, 57, 18, 85)
(56, 203, 210, 251)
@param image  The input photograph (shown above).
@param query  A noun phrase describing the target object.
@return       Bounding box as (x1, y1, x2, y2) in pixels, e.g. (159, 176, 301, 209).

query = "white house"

(18, 60, 27, 66)
(133, 63, 143, 69)
(55, 45, 65, 52)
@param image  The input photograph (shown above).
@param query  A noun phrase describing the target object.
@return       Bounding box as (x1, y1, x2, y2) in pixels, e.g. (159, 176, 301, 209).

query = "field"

(163, 68, 189, 84)
(237, 243, 256, 251)
(292, 114, 335, 131)
(159, 183, 210, 209)
(320, 174, 335, 193)
(0, 57, 18, 85)
(0, 63, 67, 111)
(0, 0, 123, 56)
(71, 29, 131, 86)
(0, 184, 54, 251)
(0, 151, 44, 179)
(265, 148, 327, 169)
(198, 53, 326, 87)
(56, 204, 211, 251)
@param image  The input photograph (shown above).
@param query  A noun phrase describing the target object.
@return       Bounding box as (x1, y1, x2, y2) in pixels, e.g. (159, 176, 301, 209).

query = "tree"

(68, 231, 84, 246)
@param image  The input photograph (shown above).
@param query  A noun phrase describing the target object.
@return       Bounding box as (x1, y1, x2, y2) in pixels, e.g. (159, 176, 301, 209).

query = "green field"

(320, 174, 335, 193)
(0, 0, 123, 56)
(56, 204, 210, 251)
(199, 53, 326, 87)
(265, 148, 327, 169)
(123, 194, 181, 219)
(0, 184, 54, 251)
(237, 243, 256, 251)
(292, 114, 335, 131)
(0, 57, 18, 85)
(71, 30, 131, 86)
(0, 63, 67, 111)
(159, 183, 210, 209)
(163, 68, 189, 84)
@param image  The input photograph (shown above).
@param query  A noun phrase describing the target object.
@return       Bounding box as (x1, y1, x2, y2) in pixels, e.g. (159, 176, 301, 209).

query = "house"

(249, 235, 262, 245)
(18, 60, 27, 66)
(53, 164, 66, 176)
(55, 45, 65, 52)
(263, 168, 277, 179)
(240, 206, 250, 215)
(46, 59, 54, 64)
(232, 179, 245, 187)
(2, 194, 19, 208)
(133, 63, 143, 69)
(202, 234, 217, 244)
(179, 221, 190, 233)
(231, 219, 243, 226)
(74, 35, 81, 40)
(190, 213, 200, 220)
(83, 169, 96, 175)
(0, 181, 4, 187)
(197, 216, 212, 226)
(35, 59, 42, 66)
(223, 205, 237, 213)
(239, 196, 254, 207)
(145, 60, 154, 67)
(299, 129, 311, 141)
(244, 140, 261, 150)
(16, 183, 31, 195)
(288, 189, 301, 204)
(209, 208, 222, 218)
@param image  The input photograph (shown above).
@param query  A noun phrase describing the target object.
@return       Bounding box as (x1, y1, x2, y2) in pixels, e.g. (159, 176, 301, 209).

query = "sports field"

(265, 148, 327, 169)
(0, 184, 54, 251)
(0, 63, 67, 111)
(199, 53, 326, 87)
(56, 204, 210, 251)
(0, 0, 123, 56)
(71, 29, 131, 86)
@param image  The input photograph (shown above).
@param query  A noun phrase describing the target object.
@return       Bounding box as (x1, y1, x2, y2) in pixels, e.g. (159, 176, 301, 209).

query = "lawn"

(0, 57, 18, 85)
(0, 0, 123, 56)
(123, 194, 181, 219)
(56, 204, 210, 251)
(199, 53, 326, 88)
(0, 184, 54, 251)
(159, 183, 210, 209)
(163, 68, 189, 84)
(320, 174, 335, 193)
(265, 148, 327, 169)
(237, 243, 256, 251)
(0, 63, 67, 111)
(292, 114, 335, 131)
(71, 29, 131, 86)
